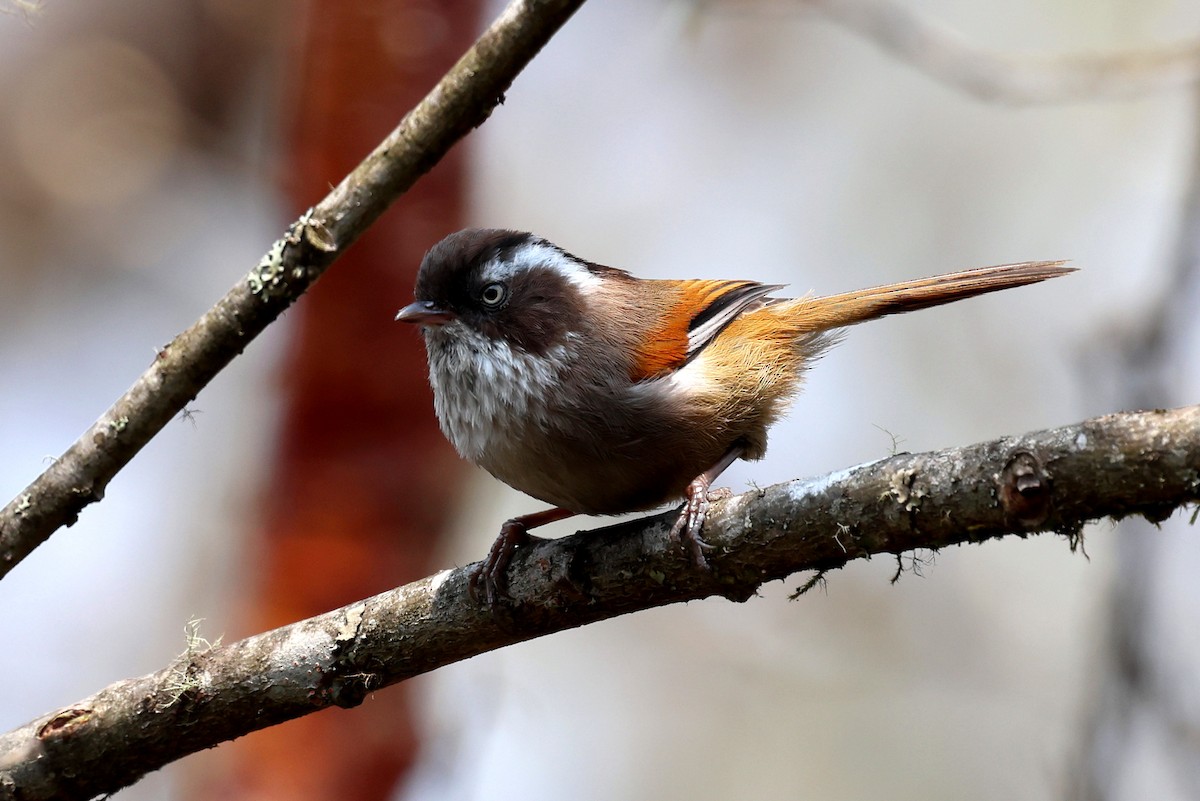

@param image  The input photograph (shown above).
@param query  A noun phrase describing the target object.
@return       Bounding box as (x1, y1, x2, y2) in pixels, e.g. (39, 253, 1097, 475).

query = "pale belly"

(423, 325, 727, 514)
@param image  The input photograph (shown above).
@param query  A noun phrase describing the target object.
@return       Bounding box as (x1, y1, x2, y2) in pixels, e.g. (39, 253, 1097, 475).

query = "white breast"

(423, 322, 568, 464)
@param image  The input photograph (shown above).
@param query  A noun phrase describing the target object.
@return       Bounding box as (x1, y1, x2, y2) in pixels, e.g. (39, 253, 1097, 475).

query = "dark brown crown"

(414, 228, 597, 355)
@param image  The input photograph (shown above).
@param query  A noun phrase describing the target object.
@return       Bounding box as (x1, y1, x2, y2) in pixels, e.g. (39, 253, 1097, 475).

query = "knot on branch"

(999, 450, 1052, 528)
(247, 209, 337, 302)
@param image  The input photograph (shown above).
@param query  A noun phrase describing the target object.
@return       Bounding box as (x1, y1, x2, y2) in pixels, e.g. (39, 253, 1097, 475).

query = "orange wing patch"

(629, 280, 780, 382)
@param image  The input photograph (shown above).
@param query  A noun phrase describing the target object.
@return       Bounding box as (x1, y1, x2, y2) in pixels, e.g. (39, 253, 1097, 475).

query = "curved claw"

(468, 507, 576, 606)
(468, 520, 533, 605)
(670, 479, 716, 569)
(670, 446, 744, 570)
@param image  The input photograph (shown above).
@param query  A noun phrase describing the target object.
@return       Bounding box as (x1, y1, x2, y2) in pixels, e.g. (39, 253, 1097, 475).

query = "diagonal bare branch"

(0, 0, 588, 581)
(2, 405, 1197, 800)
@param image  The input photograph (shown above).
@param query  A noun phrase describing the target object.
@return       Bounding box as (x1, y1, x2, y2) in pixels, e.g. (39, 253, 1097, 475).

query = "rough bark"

(2, 405, 1197, 800)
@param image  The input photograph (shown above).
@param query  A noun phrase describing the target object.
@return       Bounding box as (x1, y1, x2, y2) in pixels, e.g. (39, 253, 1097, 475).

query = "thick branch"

(805, 0, 1200, 104)
(2, 406, 1197, 800)
(0, 0, 587, 580)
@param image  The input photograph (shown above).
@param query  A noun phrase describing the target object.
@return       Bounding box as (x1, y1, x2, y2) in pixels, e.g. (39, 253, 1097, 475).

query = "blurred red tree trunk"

(190, 2, 478, 798)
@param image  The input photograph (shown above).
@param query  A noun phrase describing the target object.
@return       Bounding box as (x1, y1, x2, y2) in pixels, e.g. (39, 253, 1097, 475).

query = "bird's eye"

(479, 282, 508, 309)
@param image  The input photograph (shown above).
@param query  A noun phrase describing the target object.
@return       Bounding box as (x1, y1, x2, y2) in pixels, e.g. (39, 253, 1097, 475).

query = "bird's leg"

(670, 445, 744, 569)
(470, 506, 576, 604)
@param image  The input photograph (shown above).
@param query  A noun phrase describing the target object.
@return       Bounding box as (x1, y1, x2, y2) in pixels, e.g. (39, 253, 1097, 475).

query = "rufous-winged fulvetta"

(395, 229, 1071, 602)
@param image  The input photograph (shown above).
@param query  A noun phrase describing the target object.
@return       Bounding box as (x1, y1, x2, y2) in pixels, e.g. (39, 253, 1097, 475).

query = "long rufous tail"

(789, 260, 1073, 332)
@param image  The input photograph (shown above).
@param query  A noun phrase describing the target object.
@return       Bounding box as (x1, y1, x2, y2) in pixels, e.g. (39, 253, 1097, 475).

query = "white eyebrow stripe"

(480, 241, 603, 293)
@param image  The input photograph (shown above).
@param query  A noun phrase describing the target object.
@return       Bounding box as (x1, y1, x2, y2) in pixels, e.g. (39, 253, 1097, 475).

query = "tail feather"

(788, 260, 1073, 332)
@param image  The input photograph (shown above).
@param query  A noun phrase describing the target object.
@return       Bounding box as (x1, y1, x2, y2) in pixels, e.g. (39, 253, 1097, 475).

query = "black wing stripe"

(685, 282, 784, 359)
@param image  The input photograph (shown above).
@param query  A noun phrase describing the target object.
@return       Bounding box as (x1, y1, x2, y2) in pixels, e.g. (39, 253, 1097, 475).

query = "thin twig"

(2, 405, 1198, 800)
(0, 0, 588, 581)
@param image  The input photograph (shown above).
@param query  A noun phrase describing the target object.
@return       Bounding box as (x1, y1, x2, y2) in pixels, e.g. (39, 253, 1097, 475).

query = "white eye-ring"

(480, 282, 508, 308)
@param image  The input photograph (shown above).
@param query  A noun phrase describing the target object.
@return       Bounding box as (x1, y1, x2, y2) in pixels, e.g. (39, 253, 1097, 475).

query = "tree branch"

(0, 0, 588, 581)
(2, 406, 1197, 800)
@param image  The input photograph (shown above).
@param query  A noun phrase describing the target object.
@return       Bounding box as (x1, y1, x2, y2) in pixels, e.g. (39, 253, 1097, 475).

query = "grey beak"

(395, 300, 455, 326)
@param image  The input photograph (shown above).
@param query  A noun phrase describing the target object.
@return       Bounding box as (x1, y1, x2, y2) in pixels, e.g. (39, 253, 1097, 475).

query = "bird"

(395, 228, 1072, 602)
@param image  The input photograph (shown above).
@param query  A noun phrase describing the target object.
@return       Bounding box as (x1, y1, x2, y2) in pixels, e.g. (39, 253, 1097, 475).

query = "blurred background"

(1, 1, 1199, 799)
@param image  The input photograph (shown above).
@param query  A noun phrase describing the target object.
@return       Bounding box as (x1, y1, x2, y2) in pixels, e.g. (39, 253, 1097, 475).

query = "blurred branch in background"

(758, 0, 1200, 793)
(686, 0, 1200, 104)
(811, 0, 1200, 103)
(1, 404, 1198, 800)
(1072, 84, 1200, 800)
(0, 0, 41, 22)
(0, 0, 587, 582)
(809, 0, 1200, 104)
